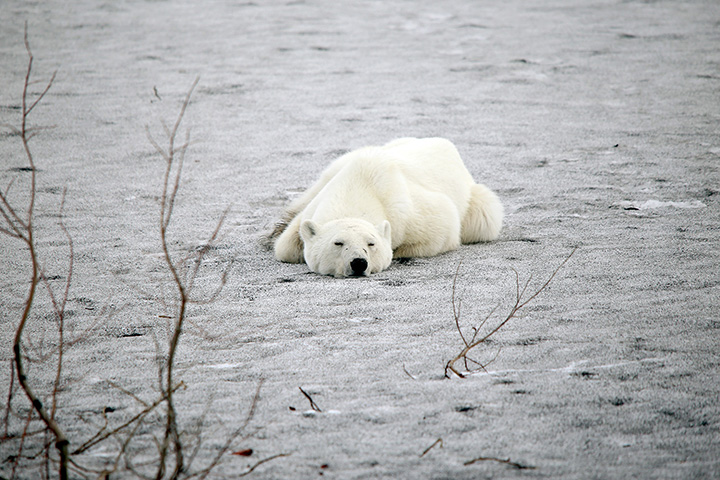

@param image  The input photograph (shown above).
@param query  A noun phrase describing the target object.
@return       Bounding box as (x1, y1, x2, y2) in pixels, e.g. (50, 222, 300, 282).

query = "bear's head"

(299, 218, 392, 277)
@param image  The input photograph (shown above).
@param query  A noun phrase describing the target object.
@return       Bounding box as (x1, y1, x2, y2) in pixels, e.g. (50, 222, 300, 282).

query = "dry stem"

(445, 248, 576, 378)
(145, 77, 238, 479)
(464, 455, 535, 469)
(2, 29, 266, 479)
(298, 387, 322, 412)
(148, 77, 201, 480)
(420, 438, 443, 457)
(1, 23, 69, 480)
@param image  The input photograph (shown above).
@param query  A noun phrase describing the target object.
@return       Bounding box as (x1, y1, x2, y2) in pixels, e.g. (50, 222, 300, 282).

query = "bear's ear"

(300, 220, 319, 241)
(377, 220, 391, 243)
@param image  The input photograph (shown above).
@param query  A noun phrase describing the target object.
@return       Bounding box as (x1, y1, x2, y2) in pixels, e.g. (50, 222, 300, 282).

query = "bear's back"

(381, 137, 474, 208)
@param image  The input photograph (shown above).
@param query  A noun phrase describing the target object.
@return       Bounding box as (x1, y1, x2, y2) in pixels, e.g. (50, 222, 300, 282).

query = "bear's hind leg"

(393, 192, 462, 258)
(461, 184, 503, 243)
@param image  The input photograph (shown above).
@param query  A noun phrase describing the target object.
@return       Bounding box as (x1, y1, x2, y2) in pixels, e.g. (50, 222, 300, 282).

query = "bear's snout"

(350, 257, 368, 276)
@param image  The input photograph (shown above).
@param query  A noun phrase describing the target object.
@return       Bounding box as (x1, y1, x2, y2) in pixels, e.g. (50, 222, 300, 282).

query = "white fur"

(273, 137, 503, 277)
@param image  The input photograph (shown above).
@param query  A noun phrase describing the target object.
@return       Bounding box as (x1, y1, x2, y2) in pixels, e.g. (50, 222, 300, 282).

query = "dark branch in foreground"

(2, 22, 69, 480)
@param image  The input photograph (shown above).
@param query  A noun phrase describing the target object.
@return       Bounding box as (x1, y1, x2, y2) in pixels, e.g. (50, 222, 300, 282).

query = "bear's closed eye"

(334, 241, 344, 246)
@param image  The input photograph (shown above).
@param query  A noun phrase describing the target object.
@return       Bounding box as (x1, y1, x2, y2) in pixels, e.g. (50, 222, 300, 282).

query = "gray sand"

(1, 1, 719, 478)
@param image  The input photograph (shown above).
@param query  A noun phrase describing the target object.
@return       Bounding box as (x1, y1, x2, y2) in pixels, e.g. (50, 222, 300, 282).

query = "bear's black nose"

(350, 258, 368, 275)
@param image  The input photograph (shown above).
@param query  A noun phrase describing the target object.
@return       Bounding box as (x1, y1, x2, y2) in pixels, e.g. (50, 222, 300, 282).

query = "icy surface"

(1, 1, 719, 478)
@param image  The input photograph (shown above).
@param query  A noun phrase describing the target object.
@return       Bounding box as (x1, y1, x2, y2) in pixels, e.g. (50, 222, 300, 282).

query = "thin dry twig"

(10, 408, 35, 478)
(187, 379, 265, 480)
(72, 382, 183, 456)
(144, 77, 250, 480)
(2, 360, 16, 440)
(2, 22, 70, 480)
(298, 387, 322, 412)
(445, 248, 577, 378)
(105, 379, 151, 408)
(464, 455, 536, 469)
(420, 438, 443, 457)
(3, 30, 267, 478)
(402, 363, 417, 380)
(150, 77, 200, 480)
(237, 453, 291, 478)
(38, 188, 73, 423)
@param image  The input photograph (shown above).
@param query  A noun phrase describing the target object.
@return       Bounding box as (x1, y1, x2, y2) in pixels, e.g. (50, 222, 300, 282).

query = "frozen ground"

(1, 0, 719, 478)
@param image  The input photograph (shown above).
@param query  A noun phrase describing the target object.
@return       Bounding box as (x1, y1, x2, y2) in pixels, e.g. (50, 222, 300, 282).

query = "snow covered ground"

(1, 1, 719, 478)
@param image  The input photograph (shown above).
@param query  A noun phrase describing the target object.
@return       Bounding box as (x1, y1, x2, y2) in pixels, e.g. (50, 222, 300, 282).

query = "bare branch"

(402, 363, 417, 380)
(0, 185, 29, 238)
(451, 262, 469, 348)
(37, 188, 74, 422)
(420, 438, 443, 457)
(445, 248, 577, 378)
(8, 22, 70, 480)
(0, 222, 24, 239)
(2, 360, 16, 440)
(21, 23, 57, 120)
(299, 387, 322, 412)
(236, 453, 291, 478)
(146, 126, 170, 161)
(72, 383, 182, 455)
(189, 380, 265, 480)
(153, 77, 200, 480)
(464, 455, 535, 469)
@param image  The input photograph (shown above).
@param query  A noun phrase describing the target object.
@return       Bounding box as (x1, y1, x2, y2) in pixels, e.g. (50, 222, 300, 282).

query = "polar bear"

(270, 137, 503, 277)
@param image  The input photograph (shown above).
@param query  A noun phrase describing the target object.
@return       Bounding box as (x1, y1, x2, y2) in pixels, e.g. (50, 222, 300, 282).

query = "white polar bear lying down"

(271, 137, 503, 277)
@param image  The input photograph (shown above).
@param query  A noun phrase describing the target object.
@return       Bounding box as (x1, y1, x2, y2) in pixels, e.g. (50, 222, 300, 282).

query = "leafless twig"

(147, 76, 201, 480)
(298, 387, 322, 412)
(2, 29, 274, 479)
(420, 438, 443, 457)
(445, 248, 576, 378)
(73, 382, 183, 456)
(144, 77, 246, 479)
(464, 455, 535, 469)
(1, 22, 70, 480)
(2, 360, 16, 440)
(402, 364, 417, 380)
(186, 379, 265, 480)
(237, 453, 291, 478)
